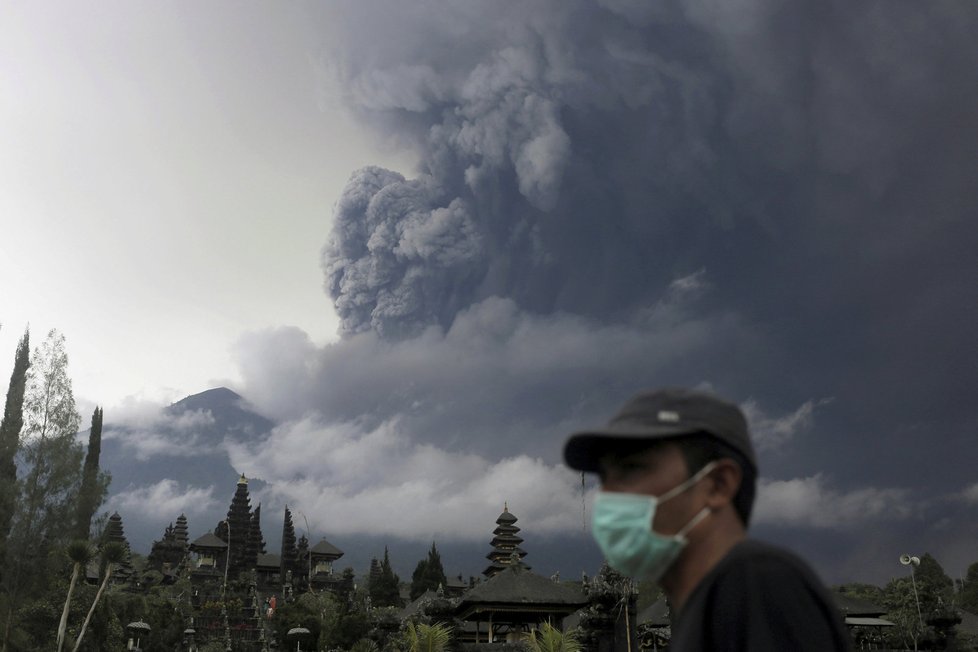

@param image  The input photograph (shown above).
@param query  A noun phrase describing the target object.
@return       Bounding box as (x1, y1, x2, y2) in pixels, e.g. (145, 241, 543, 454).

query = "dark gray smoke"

(321, 1, 978, 349)
(237, 0, 978, 582)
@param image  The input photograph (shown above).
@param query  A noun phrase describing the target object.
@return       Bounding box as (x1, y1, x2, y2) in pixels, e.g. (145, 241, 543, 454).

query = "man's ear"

(705, 459, 742, 508)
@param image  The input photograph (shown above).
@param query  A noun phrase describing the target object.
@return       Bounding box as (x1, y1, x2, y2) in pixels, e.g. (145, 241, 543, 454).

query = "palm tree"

(71, 541, 125, 652)
(349, 639, 379, 652)
(525, 621, 582, 652)
(405, 622, 452, 652)
(56, 540, 93, 652)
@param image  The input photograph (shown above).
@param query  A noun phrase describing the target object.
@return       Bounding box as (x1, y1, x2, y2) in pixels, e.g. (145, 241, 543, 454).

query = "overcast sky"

(2, 0, 977, 586)
(0, 1, 414, 407)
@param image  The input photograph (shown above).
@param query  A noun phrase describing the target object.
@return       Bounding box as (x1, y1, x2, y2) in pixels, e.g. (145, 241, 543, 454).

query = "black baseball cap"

(563, 387, 757, 473)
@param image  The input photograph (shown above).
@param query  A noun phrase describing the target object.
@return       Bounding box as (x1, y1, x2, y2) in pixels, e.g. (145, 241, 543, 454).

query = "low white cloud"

(226, 416, 591, 541)
(107, 403, 215, 433)
(668, 268, 709, 295)
(107, 479, 218, 521)
(753, 474, 913, 528)
(741, 398, 828, 451)
(958, 482, 978, 504)
(103, 403, 219, 461)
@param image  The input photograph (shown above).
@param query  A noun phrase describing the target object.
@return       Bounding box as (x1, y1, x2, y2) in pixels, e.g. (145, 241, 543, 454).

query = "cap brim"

(563, 423, 701, 472)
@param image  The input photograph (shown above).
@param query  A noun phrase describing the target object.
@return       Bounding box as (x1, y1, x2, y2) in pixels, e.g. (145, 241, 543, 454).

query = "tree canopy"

(370, 547, 403, 608)
(0, 328, 29, 581)
(410, 542, 447, 601)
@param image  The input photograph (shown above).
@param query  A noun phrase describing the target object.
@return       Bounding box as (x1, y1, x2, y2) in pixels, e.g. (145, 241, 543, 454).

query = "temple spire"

(482, 504, 530, 578)
(224, 474, 253, 578)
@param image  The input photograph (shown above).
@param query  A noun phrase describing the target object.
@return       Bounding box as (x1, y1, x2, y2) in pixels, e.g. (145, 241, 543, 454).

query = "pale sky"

(0, 1, 414, 411)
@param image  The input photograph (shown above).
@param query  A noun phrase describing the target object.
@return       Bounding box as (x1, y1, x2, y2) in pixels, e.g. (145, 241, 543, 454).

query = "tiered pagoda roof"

(225, 473, 253, 578)
(173, 513, 189, 547)
(483, 503, 530, 578)
(104, 512, 134, 579)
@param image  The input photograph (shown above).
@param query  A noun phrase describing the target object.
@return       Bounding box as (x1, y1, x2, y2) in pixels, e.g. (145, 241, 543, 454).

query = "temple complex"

(142, 474, 350, 650)
(109, 481, 619, 651)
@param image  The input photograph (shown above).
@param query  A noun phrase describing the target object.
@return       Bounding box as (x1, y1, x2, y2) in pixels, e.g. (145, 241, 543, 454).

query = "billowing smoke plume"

(324, 167, 487, 338)
(228, 1, 978, 579)
(321, 0, 978, 348)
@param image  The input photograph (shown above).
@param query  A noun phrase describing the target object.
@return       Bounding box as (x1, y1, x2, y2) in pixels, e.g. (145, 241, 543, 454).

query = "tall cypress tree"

(371, 547, 402, 607)
(410, 541, 447, 601)
(73, 407, 106, 540)
(295, 535, 310, 592)
(0, 328, 29, 578)
(280, 506, 298, 584)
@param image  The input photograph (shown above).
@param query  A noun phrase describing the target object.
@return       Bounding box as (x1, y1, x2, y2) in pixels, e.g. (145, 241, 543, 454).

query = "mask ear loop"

(656, 460, 719, 504)
(677, 505, 712, 538)
(667, 461, 719, 539)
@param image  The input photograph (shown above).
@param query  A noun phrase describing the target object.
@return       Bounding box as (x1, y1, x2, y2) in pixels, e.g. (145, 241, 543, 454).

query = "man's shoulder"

(722, 538, 816, 569)
(710, 538, 827, 588)
(674, 539, 851, 651)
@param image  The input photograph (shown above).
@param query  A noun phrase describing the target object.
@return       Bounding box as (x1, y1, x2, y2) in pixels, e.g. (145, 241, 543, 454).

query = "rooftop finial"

(238, 473, 248, 485)
(504, 501, 508, 512)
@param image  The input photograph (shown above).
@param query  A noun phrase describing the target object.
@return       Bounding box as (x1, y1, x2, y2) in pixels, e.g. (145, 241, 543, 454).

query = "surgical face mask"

(592, 461, 717, 581)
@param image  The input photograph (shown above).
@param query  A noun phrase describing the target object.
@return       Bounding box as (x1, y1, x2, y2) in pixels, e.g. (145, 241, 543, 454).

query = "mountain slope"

(97, 387, 275, 551)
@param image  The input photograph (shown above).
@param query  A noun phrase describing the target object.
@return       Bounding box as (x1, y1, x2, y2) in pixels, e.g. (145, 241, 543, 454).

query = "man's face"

(598, 441, 702, 537)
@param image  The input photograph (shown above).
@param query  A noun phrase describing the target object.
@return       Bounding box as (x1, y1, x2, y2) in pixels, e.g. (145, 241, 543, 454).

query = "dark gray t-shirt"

(670, 539, 852, 651)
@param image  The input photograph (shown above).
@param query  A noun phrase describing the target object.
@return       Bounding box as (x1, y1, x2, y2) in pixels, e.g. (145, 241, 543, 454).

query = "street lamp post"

(900, 554, 923, 651)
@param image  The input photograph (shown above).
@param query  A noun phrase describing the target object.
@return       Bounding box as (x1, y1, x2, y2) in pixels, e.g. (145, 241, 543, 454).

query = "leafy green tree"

(100, 586, 190, 652)
(317, 583, 371, 650)
(0, 328, 29, 579)
(915, 553, 954, 604)
(882, 553, 953, 651)
(366, 606, 403, 651)
(328, 607, 370, 650)
(958, 562, 978, 612)
(835, 582, 885, 603)
(525, 621, 582, 652)
(370, 547, 403, 608)
(73, 408, 108, 540)
(410, 542, 447, 601)
(3, 330, 83, 650)
(271, 590, 338, 650)
(883, 576, 926, 651)
(13, 329, 83, 550)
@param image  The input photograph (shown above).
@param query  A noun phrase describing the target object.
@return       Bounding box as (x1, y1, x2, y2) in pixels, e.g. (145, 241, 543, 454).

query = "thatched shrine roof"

(457, 565, 587, 620)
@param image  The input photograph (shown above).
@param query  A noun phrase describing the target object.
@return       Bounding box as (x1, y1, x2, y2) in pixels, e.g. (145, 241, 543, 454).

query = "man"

(563, 387, 851, 651)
